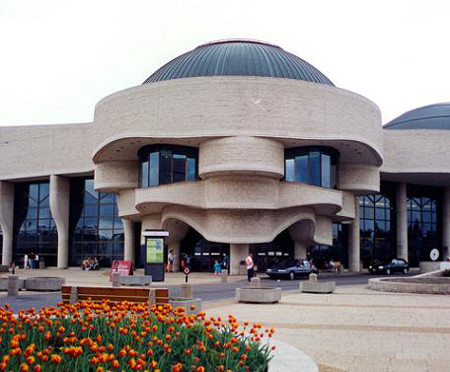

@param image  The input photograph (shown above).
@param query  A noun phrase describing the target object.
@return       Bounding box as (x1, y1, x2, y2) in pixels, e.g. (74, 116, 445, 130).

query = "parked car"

(266, 259, 318, 280)
(369, 258, 409, 275)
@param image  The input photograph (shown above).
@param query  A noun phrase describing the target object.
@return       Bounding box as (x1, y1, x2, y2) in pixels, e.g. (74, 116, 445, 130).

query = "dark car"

(266, 259, 318, 280)
(369, 258, 409, 275)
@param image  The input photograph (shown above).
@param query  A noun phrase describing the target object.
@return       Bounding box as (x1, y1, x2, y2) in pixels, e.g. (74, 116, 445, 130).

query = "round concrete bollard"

(112, 272, 121, 287)
(250, 277, 261, 287)
(309, 273, 318, 282)
(221, 270, 228, 283)
(8, 275, 19, 297)
(180, 283, 193, 299)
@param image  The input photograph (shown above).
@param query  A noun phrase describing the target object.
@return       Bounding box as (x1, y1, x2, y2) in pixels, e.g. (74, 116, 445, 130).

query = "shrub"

(0, 301, 274, 371)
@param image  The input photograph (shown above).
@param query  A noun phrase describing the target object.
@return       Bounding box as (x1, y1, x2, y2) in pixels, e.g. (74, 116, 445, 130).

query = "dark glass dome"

(143, 39, 333, 86)
(384, 103, 450, 130)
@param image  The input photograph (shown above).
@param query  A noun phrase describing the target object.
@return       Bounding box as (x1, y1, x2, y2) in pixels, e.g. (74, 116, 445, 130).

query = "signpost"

(184, 267, 190, 283)
(143, 230, 169, 282)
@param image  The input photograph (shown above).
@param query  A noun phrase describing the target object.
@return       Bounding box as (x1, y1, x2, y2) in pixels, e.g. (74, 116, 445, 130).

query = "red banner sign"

(110, 260, 133, 281)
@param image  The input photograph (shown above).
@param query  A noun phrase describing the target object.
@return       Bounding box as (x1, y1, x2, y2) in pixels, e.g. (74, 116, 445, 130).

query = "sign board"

(430, 249, 440, 262)
(110, 260, 133, 281)
(142, 230, 169, 237)
(184, 267, 190, 275)
(146, 238, 164, 264)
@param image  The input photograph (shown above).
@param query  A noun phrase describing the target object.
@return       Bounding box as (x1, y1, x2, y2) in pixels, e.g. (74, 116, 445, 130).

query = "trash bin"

(39, 260, 46, 269)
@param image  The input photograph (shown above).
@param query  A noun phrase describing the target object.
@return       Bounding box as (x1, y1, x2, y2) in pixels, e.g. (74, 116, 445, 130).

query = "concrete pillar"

(294, 243, 307, 259)
(230, 243, 249, 275)
(396, 182, 408, 260)
(169, 242, 181, 271)
(50, 176, 70, 269)
(123, 219, 135, 263)
(443, 187, 450, 259)
(349, 195, 361, 272)
(0, 182, 15, 266)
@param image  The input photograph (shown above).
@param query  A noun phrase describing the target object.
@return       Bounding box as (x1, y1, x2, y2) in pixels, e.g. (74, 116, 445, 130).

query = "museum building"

(0, 39, 449, 273)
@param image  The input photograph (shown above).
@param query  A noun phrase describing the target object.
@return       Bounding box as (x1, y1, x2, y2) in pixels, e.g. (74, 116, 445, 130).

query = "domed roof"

(384, 103, 450, 130)
(143, 39, 333, 86)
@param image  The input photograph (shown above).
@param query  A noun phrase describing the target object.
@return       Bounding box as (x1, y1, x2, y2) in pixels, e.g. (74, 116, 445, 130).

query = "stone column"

(169, 242, 181, 271)
(230, 243, 249, 275)
(294, 243, 307, 259)
(443, 187, 450, 259)
(396, 182, 408, 260)
(348, 195, 361, 272)
(123, 219, 135, 263)
(0, 182, 14, 266)
(50, 176, 70, 269)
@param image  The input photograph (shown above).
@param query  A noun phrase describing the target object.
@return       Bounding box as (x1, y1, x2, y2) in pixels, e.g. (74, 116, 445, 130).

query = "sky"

(1, 0, 449, 126)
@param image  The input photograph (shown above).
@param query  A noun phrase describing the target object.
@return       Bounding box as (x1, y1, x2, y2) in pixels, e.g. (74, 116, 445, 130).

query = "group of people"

(213, 253, 230, 275)
(81, 257, 99, 271)
(23, 252, 40, 269)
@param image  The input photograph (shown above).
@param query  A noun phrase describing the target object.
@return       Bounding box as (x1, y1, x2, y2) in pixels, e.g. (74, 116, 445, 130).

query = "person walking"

(166, 250, 174, 272)
(221, 253, 230, 273)
(245, 253, 254, 282)
(213, 260, 222, 275)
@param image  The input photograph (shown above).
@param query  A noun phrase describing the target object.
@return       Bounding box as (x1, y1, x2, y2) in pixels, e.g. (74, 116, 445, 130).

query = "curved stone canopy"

(143, 39, 334, 86)
(384, 103, 450, 130)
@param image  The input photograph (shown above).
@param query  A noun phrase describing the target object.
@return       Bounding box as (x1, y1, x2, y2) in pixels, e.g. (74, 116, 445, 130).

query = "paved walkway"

(203, 285, 450, 372)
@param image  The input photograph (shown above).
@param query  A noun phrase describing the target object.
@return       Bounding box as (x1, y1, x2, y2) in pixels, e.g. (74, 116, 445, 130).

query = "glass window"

(68, 178, 124, 267)
(139, 145, 198, 187)
(321, 154, 331, 188)
(13, 182, 57, 266)
(285, 159, 295, 182)
(284, 147, 339, 189)
(149, 152, 159, 186)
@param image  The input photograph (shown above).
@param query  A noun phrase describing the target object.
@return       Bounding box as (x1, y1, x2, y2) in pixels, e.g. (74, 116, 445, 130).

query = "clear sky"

(1, 0, 449, 126)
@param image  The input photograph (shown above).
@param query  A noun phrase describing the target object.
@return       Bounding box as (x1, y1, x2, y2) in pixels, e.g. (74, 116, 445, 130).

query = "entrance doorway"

(249, 230, 294, 272)
(180, 228, 229, 272)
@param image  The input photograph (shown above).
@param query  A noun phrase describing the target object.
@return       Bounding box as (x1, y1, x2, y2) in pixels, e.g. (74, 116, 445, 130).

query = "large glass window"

(139, 145, 199, 187)
(13, 182, 57, 266)
(69, 178, 124, 267)
(284, 147, 339, 189)
(359, 189, 395, 267)
(407, 190, 440, 267)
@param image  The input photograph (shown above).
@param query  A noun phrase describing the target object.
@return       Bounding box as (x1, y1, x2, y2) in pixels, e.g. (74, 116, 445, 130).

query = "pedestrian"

(24, 253, 29, 269)
(213, 260, 222, 275)
(221, 253, 230, 273)
(167, 250, 174, 272)
(245, 253, 254, 282)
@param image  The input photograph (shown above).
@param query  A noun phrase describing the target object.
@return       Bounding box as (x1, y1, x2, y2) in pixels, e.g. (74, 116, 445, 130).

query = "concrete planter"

(300, 281, 335, 294)
(118, 275, 152, 286)
(169, 298, 202, 315)
(0, 277, 25, 291)
(236, 287, 281, 304)
(24, 277, 65, 291)
(369, 277, 450, 295)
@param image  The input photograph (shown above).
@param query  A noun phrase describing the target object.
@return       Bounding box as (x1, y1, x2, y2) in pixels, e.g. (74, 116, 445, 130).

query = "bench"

(61, 286, 169, 305)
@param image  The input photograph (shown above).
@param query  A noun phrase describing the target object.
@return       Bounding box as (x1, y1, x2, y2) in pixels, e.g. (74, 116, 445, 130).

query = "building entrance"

(180, 228, 229, 272)
(249, 230, 294, 272)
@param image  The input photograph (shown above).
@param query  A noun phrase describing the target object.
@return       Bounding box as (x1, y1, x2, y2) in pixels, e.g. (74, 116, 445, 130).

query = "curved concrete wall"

(339, 163, 380, 194)
(95, 160, 139, 192)
(381, 129, 450, 186)
(199, 137, 284, 179)
(92, 76, 383, 167)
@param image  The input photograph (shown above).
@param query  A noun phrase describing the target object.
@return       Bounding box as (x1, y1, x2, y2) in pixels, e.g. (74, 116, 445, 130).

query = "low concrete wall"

(0, 278, 25, 291)
(369, 277, 450, 295)
(118, 275, 152, 286)
(420, 261, 441, 273)
(24, 277, 65, 291)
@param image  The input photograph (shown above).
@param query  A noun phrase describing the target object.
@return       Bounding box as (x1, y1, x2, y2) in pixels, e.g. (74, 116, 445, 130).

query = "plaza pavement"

(1, 269, 449, 371)
(203, 284, 450, 372)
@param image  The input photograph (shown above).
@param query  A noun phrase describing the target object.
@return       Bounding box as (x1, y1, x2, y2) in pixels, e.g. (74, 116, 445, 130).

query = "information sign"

(146, 238, 164, 264)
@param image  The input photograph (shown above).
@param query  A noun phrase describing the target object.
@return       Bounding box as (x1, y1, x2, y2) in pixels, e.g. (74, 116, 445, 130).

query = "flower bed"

(0, 301, 275, 371)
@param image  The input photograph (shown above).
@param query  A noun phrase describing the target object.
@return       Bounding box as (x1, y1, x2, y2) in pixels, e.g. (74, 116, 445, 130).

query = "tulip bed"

(0, 301, 274, 371)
